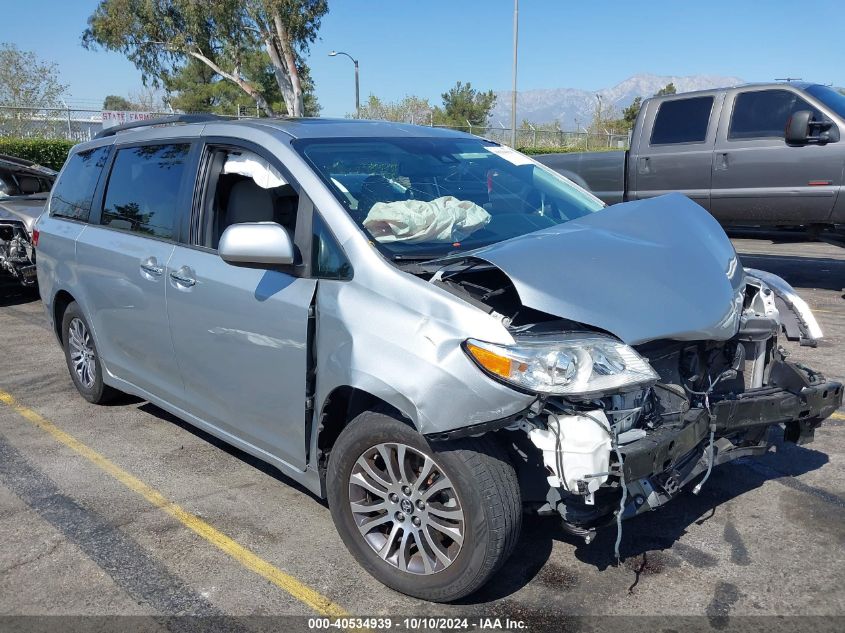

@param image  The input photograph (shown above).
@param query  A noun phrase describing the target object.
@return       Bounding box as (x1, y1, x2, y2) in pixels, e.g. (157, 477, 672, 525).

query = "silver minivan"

(36, 116, 842, 601)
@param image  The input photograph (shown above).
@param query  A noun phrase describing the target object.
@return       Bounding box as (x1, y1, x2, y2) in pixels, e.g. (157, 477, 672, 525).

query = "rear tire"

(327, 411, 521, 602)
(61, 302, 117, 404)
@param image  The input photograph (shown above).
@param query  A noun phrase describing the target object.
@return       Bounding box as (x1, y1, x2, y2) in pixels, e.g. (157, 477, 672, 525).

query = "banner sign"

(101, 110, 160, 129)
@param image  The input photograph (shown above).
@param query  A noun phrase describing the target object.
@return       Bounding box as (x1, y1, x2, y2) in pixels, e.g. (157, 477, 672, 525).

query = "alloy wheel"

(348, 442, 465, 575)
(68, 317, 96, 389)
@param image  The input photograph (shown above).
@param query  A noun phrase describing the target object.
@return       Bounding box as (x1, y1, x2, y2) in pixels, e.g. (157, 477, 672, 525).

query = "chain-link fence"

(0, 104, 630, 151)
(0, 106, 172, 142)
(432, 124, 630, 150)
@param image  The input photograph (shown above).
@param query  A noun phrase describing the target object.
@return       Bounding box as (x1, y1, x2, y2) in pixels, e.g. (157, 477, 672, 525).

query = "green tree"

(654, 82, 677, 97)
(164, 53, 319, 116)
(102, 95, 136, 110)
(622, 95, 642, 128)
(436, 81, 496, 128)
(0, 43, 67, 108)
(83, 0, 328, 117)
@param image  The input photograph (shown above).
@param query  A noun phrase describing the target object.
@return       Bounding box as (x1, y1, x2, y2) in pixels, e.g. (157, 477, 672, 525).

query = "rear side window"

(729, 90, 821, 140)
(650, 96, 714, 145)
(101, 144, 191, 240)
(50, 146, 110, 221)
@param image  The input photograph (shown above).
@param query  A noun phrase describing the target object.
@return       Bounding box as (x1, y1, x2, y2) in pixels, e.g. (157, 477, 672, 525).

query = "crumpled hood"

(0, 196, 47, 233)
(468, 193, 745, 345)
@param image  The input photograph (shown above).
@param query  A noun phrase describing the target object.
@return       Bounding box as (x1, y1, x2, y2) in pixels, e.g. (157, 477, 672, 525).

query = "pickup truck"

(536, 82, 845, 231)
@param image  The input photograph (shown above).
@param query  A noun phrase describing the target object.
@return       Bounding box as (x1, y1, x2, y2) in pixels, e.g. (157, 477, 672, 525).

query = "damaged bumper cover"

(555, 361, 842, 530)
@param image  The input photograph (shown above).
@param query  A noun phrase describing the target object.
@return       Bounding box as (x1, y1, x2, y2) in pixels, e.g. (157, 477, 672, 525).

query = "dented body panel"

(464, 193, 745, 345)
(312, 234, 536, 437)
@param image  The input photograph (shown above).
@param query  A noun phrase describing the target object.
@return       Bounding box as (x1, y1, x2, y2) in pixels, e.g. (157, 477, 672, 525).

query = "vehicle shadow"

(0, 286, 39, 307)
(461, 430, 830, 603)
(737, 252, 845, 292)
(136, 401, 325, 503)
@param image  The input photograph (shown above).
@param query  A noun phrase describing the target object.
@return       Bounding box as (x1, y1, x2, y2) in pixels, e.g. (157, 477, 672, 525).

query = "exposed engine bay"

(0, 220, 37, 286)
(425, 257, 842, 549)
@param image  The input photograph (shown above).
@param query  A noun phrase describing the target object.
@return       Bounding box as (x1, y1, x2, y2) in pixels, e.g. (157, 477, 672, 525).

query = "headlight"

(464, 334, 658, 396)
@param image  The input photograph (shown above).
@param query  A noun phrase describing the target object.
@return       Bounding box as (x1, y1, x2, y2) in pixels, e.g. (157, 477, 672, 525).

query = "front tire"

(327, 411, 521, 602)
(61, 302, 117, 404)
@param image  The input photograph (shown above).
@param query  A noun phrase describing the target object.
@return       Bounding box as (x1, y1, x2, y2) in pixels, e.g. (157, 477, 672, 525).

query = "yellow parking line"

(0, 389, 348, 618)
(832, 411, 845, 421)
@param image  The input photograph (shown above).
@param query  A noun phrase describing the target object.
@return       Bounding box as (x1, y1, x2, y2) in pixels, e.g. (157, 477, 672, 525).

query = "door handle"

(169, 267, 197, 287)
(140, 258, 163, 277)
(715, 152, 729, 170)
(637, 157, 651, 174)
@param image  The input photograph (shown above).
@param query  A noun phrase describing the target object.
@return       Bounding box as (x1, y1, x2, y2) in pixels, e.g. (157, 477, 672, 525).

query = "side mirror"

(785, 110, 812, 144)
(786, 110, 838, 145)
(219, 222, 295, 266)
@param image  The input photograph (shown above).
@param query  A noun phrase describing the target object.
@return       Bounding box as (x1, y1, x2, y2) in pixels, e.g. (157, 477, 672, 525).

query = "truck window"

(100, 143, 191, 240)
(650, 96, 714, 145)
(49, 146, 110, 221)
(805, 84, 845, 119)
(729, 90, 821, 140)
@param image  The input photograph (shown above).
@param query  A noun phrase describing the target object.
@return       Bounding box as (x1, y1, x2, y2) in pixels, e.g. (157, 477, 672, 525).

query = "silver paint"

(458, 193, 746, 345)
(218, 222, 295, 265)
(0, 197, 46, 233)
(744, 267, 823, 341)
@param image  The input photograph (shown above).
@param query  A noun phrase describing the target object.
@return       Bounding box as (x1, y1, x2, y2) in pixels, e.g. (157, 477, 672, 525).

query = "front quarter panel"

(314, 239, 537, 436)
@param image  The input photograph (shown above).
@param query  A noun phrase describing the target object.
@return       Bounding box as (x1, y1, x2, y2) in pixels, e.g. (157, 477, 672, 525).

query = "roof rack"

(94, 113, 231, 139)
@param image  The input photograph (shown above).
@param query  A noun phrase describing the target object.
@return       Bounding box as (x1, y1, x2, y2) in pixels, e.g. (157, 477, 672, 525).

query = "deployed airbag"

(363, 196, 491, 243)
(223, 153, 287, 189)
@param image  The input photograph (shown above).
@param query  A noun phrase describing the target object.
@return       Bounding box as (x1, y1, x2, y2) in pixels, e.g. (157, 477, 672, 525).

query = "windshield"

(294, 137, 604, 260)
(805, 84, 845, 119)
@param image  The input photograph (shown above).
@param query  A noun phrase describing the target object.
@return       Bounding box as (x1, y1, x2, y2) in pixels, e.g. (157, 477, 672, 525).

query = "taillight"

(32, 229, 39, 247)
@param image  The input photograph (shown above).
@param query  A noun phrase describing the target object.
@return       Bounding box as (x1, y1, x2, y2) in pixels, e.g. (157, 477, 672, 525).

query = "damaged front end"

(425, 197, 842, 545)
(0, 156, 54, 289)
(522, 315, 841, 544)
(0, 217, 37, 287)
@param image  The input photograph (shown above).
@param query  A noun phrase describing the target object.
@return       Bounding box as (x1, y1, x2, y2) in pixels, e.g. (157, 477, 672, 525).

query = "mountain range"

(489, 73, 744, 129)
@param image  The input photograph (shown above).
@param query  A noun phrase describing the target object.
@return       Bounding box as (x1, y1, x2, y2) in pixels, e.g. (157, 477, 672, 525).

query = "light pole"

(510, 0, 519, 147)
(329, 50, 359, 117)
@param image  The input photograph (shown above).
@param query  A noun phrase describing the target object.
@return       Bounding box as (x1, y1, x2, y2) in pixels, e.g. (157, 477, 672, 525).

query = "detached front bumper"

(619, 360, 841, 518)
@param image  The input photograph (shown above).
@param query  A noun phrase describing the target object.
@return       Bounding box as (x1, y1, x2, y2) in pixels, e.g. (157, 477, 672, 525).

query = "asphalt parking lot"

(0, 235, 843, 632)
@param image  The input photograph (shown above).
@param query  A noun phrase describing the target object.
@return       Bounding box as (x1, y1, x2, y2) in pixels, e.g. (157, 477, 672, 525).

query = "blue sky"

(1, 0, 842, 116)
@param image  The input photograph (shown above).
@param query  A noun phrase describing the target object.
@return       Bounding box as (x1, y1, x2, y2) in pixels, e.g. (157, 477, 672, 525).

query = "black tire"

(61, 301, 117, 404)
(327, 411, 521, 602)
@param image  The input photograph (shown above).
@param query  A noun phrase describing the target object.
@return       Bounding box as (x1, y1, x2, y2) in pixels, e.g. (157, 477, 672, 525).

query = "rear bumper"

(618, 361, 841, 518)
